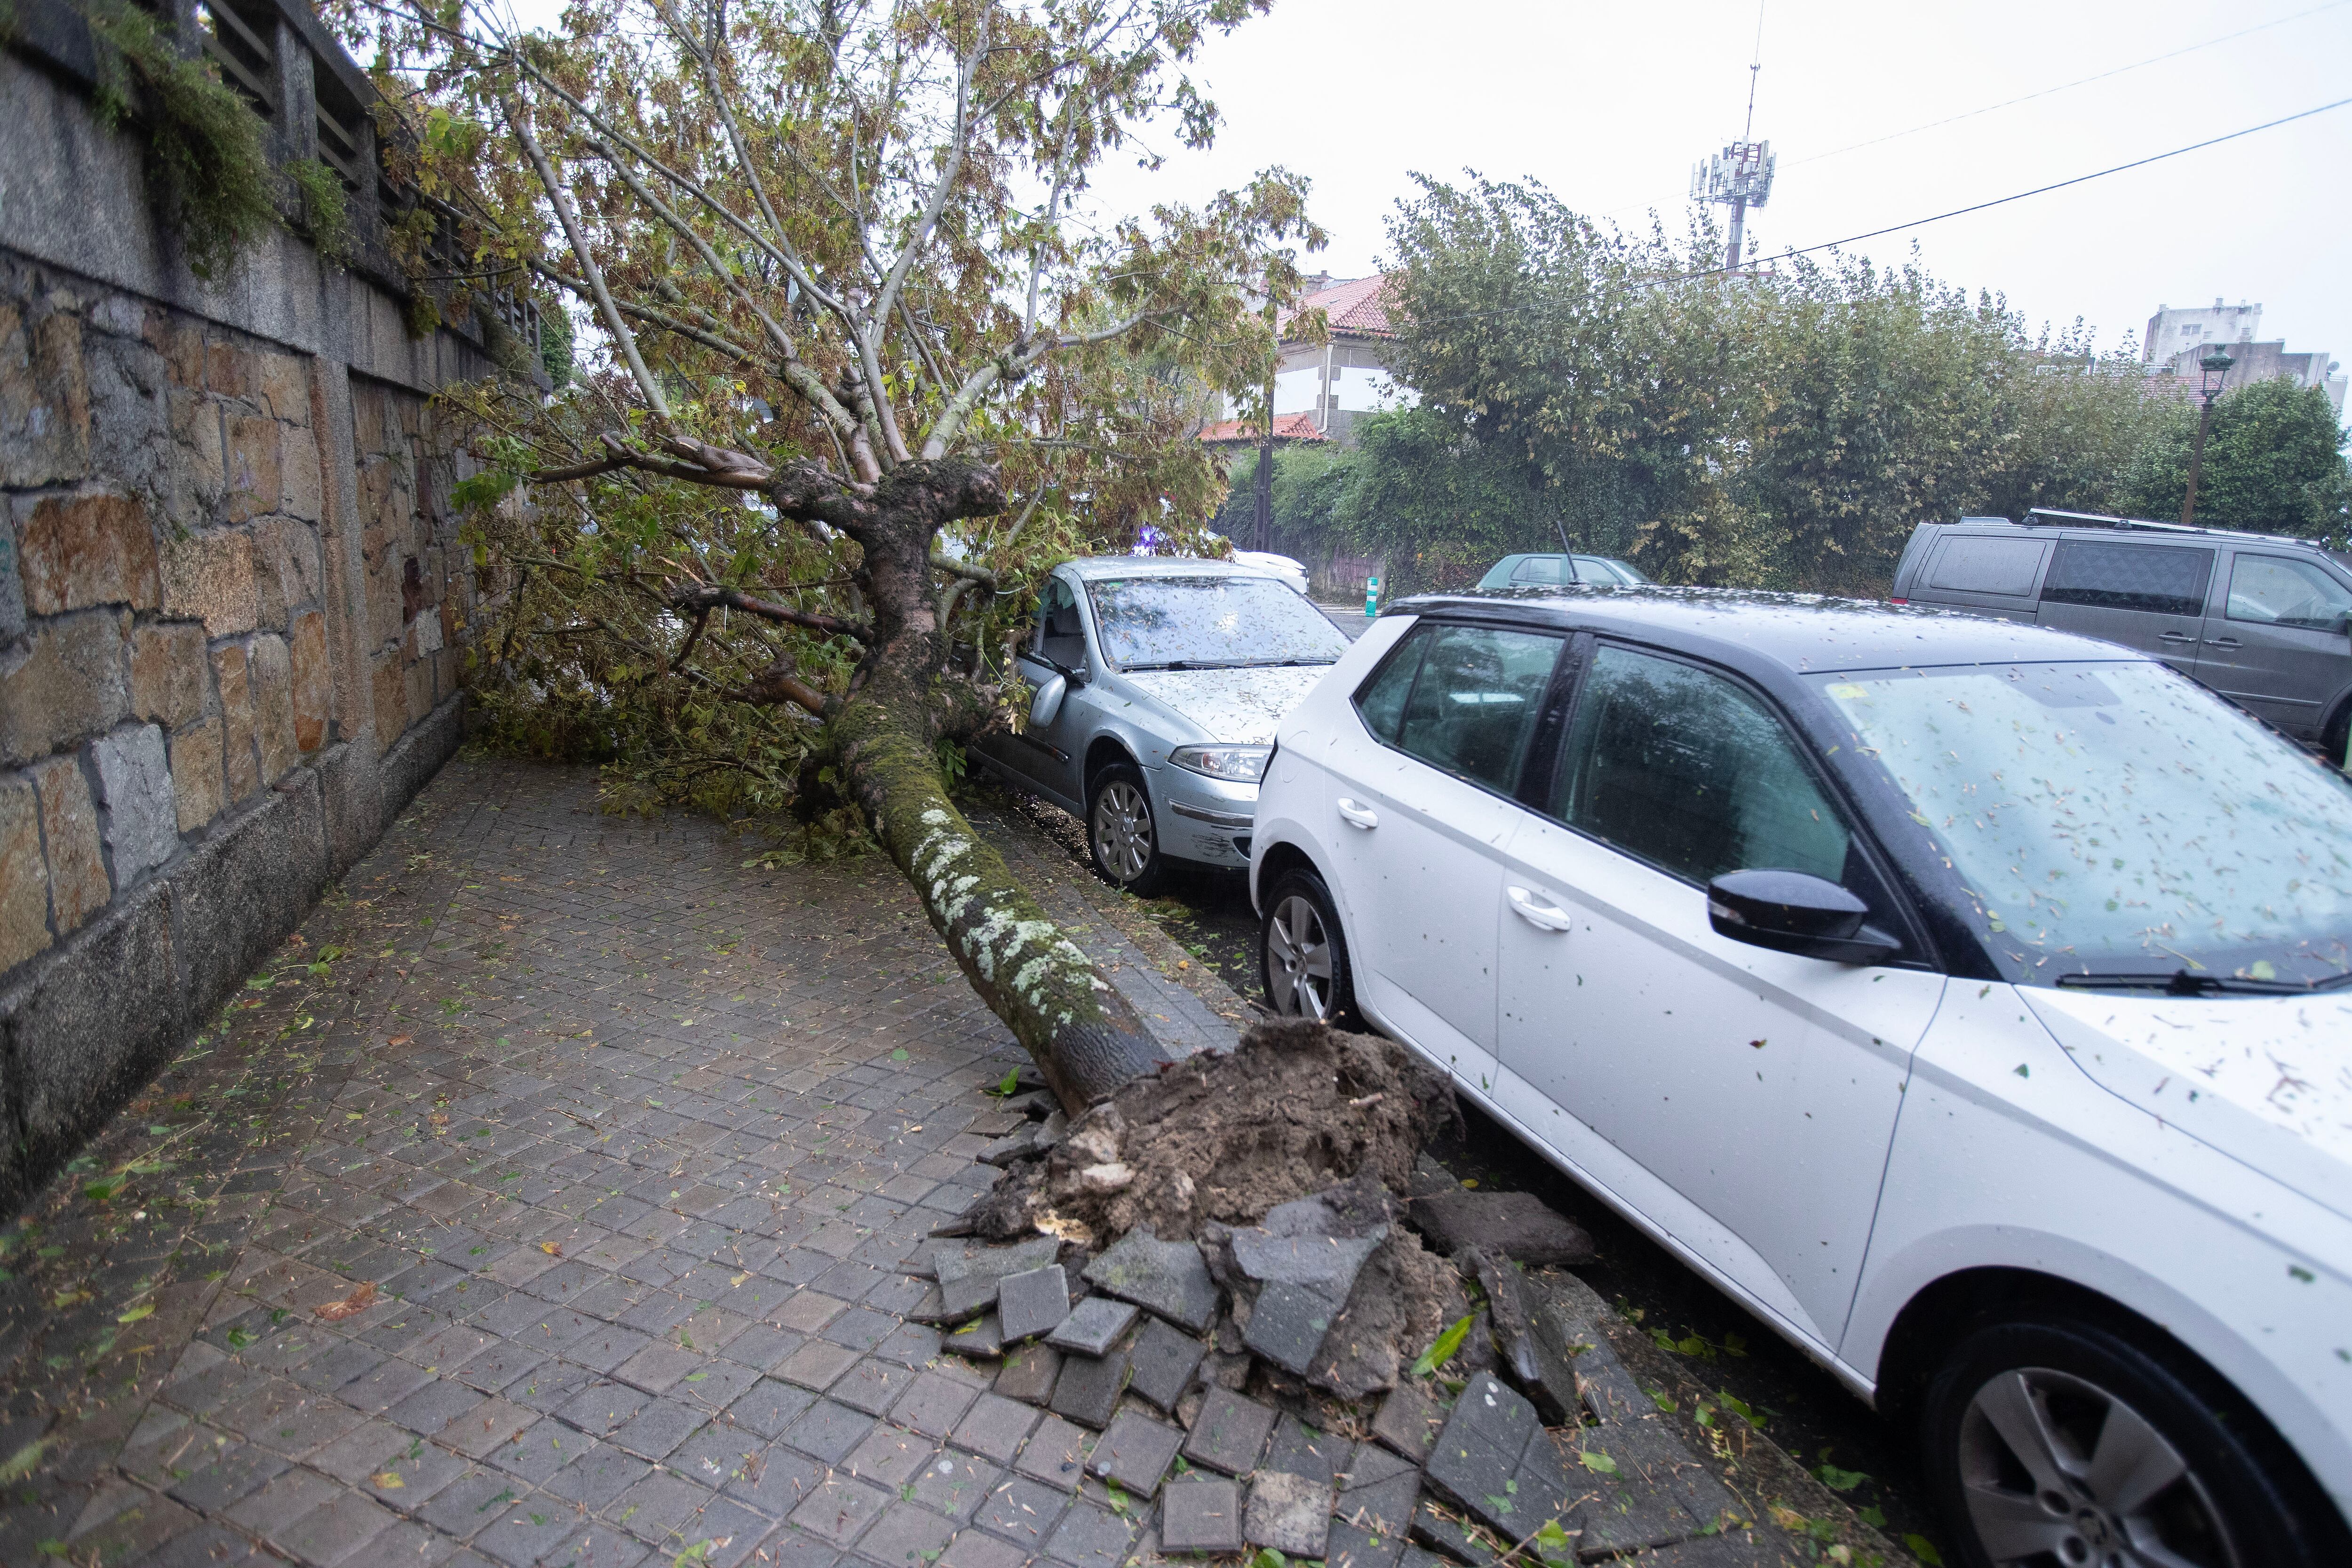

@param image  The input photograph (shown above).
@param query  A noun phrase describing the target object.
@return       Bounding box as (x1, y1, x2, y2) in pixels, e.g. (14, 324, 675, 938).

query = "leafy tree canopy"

(2119, 378, 2351, 542)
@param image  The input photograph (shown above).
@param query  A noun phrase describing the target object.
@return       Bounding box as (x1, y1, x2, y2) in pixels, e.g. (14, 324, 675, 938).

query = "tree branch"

(668, 583, 873, 643)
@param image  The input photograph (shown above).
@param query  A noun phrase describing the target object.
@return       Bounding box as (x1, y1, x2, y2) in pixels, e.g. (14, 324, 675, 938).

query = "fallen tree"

(330, 0, 1325, 1103)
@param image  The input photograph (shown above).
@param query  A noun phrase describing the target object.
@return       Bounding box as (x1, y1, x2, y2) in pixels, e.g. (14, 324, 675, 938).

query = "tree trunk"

(818, 458, 1178, 1109)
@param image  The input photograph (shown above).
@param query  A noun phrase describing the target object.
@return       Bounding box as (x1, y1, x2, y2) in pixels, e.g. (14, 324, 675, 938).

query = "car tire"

(1919, 1313, 2342, 1568)
(2323, 701, 2350, 772)
(1087, 763, 1169, 896)
(1260, 868, 1359, 1027)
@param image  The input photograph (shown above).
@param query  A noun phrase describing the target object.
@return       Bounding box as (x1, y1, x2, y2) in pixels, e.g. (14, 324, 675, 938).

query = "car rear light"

(1887, 597, 1908, 605)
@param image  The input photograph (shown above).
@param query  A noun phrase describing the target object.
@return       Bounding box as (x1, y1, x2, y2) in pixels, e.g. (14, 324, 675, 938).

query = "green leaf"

(1716, 1390, 1768, 1429)
(1249, 1552, 1287, 1568)
(1904, 1534, 1946, 1567)
(991, 1068, 1021, 1098)
(1411, 1313, 1476, 1379)
(1578, 1450, 1618, 1474)
(1532, 1518, 1575, 1566)
(0, 1438, 49, 1482)
(1813, 1463, 1868, 1492)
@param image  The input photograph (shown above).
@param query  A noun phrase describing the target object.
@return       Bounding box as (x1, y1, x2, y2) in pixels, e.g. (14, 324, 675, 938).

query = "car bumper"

(1153, 769, 1260, 866)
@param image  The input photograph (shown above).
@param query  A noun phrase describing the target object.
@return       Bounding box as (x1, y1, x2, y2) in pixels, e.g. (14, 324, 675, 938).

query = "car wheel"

(1921, 1315, 2336, 1568)
(1087, 763, 1168, 895)
(2323, 702, 2351, 771)
(1260, 868, 1358, 1026)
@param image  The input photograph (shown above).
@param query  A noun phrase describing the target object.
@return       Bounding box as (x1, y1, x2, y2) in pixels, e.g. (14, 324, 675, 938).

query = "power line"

(1685, 94, 2352, 282)
(1787, 0, 2351, 168)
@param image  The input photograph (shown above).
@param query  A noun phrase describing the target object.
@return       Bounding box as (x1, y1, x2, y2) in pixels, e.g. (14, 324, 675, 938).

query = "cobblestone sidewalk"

(0, 756, 1125, 1568)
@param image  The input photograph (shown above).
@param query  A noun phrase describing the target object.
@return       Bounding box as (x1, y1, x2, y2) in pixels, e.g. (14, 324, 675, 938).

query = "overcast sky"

(1078, 0, 2352, 374)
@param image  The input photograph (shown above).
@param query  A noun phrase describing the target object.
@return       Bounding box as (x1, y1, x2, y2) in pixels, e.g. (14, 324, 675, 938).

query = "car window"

(1084, 575, 1349, 669)
(2040, 540, 2214, 617)
(2225, 555, 2352, 632)
(1362, 623, 1563, 791)
(1510, 557, 1575, 585)
(1034, 577, 1085, 668)
(1928, 535, 2047, 596)
(1549, 646, 1851, 886)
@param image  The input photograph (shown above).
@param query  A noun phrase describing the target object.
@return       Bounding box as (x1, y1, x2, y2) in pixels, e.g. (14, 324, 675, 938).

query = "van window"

(2041, 540, 2214, 618)
(1928, 536, 2046, 597)
(2225, 555, 2352, 632)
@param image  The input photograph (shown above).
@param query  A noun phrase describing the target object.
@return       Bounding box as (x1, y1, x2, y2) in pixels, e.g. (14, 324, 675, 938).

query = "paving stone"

(1463, 1249, 1580, 1427)
(1263, 1413, 1343, 1488)
(1044, 1297, 1137, 1360)
(781, 1399, 882, 1465)
(939, 1313, 1005, 1361)
(789, 1473, 893, 1546)
(995, 1343, 1062, 1407)
(891, 1369, 981, 1438)
(1180, 1386, 1277, 1477)
(935, 1238, 1061, 1320)
(977, 1474, 1071, 1549)
(1084, 1408, 1182, 1497)
(1335, 1470, 1422, 1544)
(1423, 1373, 1540, 1527)
(1411, 1497, 1502, 1564)
(1341, 1441, 1421, 1491)
(1012, 1415, 1092, 1491)
(1245, 1471, 1335, 1558)
(1371, 1383, 1446, 1462)
(949, 1393, 1039, 1464)
(907, 1449, 1000, 1521)
(1405, 1190, 1595, 1267)
(1045, 1345, 1128, 1429)
(1397, 1546, 1461, 1568)
(1240, 1279, 1349, 1375)
(1122, 1317, 1205, 1413)
(1043, 1498, 1134, 1568)
(1081, 1228, 1218, 1334)
(995, 1265, 1073, 1344)
(1158, 1476, 1243, 1553)
(1324, 1516, 1410, 1568)
(856, 1500, 956, 1566)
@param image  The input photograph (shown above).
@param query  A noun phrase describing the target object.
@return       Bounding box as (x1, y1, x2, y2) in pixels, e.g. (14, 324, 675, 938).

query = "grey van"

(1891, 509, 2352, 755)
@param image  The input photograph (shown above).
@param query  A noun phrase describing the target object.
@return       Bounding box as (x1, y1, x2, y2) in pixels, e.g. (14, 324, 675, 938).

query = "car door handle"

(1335, 797, 1379, 829)
(2206, 636, 2241, 649)
(2158, 631, 2198, 644)
(1507, 886, 1573, 931)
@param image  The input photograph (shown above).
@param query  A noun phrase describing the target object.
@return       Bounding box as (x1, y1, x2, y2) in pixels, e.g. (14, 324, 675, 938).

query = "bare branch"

(530, 260, 756, 362)
(505, 96, 672, 424)
(668, 583, 873, 644)
(928, 553, 996, 587)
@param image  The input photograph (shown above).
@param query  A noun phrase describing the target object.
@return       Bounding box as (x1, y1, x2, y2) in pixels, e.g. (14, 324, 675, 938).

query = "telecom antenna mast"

(1690, 11, 1774, 272)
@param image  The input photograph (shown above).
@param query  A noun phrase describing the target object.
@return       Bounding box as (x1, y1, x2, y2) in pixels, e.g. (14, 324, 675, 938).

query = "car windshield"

(1084, 575, 1350, 670)
(1812, 661, 2352, 989)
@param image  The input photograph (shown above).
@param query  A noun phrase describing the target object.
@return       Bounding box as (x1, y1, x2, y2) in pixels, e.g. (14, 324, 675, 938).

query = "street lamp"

(2181, 348, 2234, 528)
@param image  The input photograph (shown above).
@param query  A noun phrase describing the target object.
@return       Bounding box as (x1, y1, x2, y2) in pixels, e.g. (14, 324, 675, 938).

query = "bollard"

(1364, 575, 1380, 617)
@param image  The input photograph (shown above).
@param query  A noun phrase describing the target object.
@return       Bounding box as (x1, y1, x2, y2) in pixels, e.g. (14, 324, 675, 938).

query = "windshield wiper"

(2054, 968, 2352, 995)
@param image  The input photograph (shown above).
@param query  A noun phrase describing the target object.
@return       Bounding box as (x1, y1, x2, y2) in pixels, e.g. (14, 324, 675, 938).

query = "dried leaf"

(315, 1281, 379, 1321)
(540, 1242, 563, 1257)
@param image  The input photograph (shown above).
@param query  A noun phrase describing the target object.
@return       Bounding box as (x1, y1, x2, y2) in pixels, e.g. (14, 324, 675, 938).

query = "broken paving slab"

(1048, 1343, 1129, 1428)
(940, 1312, 1005, 1360)
(1246, 1470, 1336, 1559)
(1341, 1441, 1420, 1492)
(1082, 1226, 1219, 1333)
(1580, 1416, 1740, 1533)
(1371, 1383, 1446, 1461)
(1047, 1296, 1139, 1358)
(1324, 1517, 1410, 1568)
(997, 1341, 1062, 1406)
(1410, 1497, 1505, 1565)
(1406, 1188, 1594, 1267)
(1422, 1373, 1544, 1533)
(980, 1109, 1068, 1166)
(1240, 1278, 1349, 1375)
(936, 1234, 1062, 1319)
(996, 1264, 1074, 1344)
(1159, 1476, 1245, 1554)
(1262, 1413, 1342, 1488)
(1124, 1316, 1206, 1413)
(1087, 1407, 1183, 1496)
(1465, 1248, 1580, 1426)
(1180, 1386, 1276, 1476)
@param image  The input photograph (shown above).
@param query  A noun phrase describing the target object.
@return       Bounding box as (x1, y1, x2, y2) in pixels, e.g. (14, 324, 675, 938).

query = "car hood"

(1120, 665, 1331, 744)
(2025, 988, 2352, 1221)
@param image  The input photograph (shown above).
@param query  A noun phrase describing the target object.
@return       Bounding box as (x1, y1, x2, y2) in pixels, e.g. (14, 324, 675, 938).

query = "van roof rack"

(2016, 508, 2329, 550)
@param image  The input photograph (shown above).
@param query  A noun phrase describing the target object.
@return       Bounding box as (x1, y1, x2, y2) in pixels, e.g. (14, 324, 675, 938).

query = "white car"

(1250, 588, 2352, 1566)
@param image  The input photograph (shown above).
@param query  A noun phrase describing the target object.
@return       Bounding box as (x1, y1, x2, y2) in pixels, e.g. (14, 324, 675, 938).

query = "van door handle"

(2205, 636, 2241, 650)
(2158, 631, 2198, 644)
(1507, 886, 1573, 931)
(1335, 797, 1379, 830)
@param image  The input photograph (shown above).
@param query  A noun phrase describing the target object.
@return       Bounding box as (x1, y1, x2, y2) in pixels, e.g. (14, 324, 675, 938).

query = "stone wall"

(0, 28, 504, 1210)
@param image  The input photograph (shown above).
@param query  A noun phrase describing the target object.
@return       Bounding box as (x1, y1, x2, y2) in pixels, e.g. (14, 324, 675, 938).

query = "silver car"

(975, 557, 1352, 893)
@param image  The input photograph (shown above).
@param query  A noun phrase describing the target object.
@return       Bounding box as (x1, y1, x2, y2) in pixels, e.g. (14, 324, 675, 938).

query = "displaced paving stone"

(1406, 1189, 1595, 1266)
(941, 1312, 1006, 1361)
(1263, 1413, 1342, 1488)
(1242, 1279, 1347, 1375)
(1159, 1475, 1245, 1554)
(1336, 1468, 1422, 1544)
(1412, 1497, 1503, 1563)
(1582, 1415, 1740, 1534)
(997, 1342, 1063, 1407)
(1046, 1297, 1138, 1359)
(937, 1237, 1061, 1319)
(1325, 1517, 1410, 1568)
(997, 1265, 1073, 1344)
(1015, 1414, 1094, 1492)
(1082, 1227, 1219, 1334)
(1180, 1387, 1276, 1477)
(979, 1111, 1066, 1167)
(1465, 1249, 1580, 1426)
(1371, 1382, 1446, 1461)
(1086, 1407, 1183, 1496)
(1123, 1316, 1205, 1412)
(1047, 1344, 1128, 1429)
(1423, 1373, 1542, 1533)
(1246, 1470, 1336, 1558)
(1342, 1441, 1420, 1491)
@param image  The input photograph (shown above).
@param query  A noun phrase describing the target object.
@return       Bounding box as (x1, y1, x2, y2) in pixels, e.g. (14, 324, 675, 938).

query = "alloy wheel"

(1956, 1365, 2240, 1568)
(1264, 893, 1335, 1019)
(1092, 780, 1155, 883)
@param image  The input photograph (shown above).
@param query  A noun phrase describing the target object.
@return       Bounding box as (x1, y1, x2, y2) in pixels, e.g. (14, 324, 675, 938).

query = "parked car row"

(973, 537, 2352, 1567)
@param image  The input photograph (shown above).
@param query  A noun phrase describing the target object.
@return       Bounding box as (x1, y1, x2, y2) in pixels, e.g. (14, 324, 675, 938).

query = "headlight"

(1170, 744, 1270, 783)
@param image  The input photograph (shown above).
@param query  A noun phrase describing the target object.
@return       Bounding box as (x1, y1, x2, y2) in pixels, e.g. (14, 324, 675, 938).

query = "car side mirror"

(1029, 673, 1068, 728)
(1707, 869, 1901, 965)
